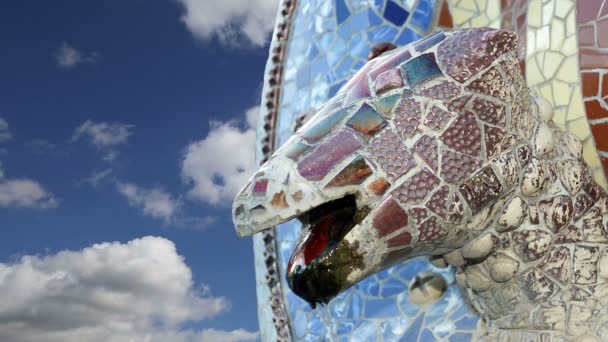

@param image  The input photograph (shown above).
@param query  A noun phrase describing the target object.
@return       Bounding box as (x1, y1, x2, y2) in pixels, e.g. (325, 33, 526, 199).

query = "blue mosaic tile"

(304, 334, 322, 342)
(373, 0, 386, 10)
(402, 53, 443, 86)
(411, 0, 435, 31)
(396, 27, 419, 45)
(400, 314, 425, 341)
(432, 320, 456, 338)
(360, 277, 381, 297)
(307, 315, 324, 336)
(330, 293, 349, 319)
(415, 31, 447, 51)
(351, 320, 378, 342)
(397, 257, 430, 281)
(330, 83, 345, 97)
(352, 60, 366, 72)
(337, 21, 351, 40)
(336, 321, 355, 335)
(311, 58, 330, 81)
(336, 56, 355, 79)
(384, 0, 409, 26)
(350, 11, 371, 32)
(348, 33, 371, 60)
(368, 24, 400, 41)
(455, 314, 479, 330)
(450, 332, 473, 342)
(425, 287, 465, 324)
(318, 32, 334, 50)
(380, 317, 409, 340)
(347, 291, 363, 319)
(305, 44, 319, 59)
(368, 8, 383, 26)
(376, 93, 401, 115)
(420, 328, 438, 342)
(294, 310, 308, 338)
(346, 102, 387, 139)
(365, 297, 401, 318)
(335, 0, 351, 24)
(449, 303, 470, 321)
(296, 65, 311, 88)
(327, 39, 347, 66)
(380, 277, 407, 297)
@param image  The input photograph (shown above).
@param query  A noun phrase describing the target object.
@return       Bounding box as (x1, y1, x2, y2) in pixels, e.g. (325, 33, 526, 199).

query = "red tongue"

(288, 215, 336, 271)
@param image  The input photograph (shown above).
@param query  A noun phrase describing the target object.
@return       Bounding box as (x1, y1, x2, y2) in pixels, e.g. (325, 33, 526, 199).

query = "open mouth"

(287, 195, 370, 307)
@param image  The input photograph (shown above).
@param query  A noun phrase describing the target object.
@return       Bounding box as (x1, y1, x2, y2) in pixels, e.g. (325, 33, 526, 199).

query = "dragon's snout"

(233, 28, 537, 306)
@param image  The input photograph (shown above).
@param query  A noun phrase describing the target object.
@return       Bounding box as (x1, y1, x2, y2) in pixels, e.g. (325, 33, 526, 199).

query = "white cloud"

(54, 42, 99, 69)
(245, 106, 259, 128)
(0, 117, 11, 143)
(82, 169, 113, 187)
(117, 182, 181, 222)
(0, 179, 58, 209)
(72, 120, 133, 147)
(181, 107, 257, 205)
(176, 0, 279, 46)
(72, 120, 134, 161)
(0, 236, 258, 342)
(0, 117, 57, 209)
(198, 329, 259, 342)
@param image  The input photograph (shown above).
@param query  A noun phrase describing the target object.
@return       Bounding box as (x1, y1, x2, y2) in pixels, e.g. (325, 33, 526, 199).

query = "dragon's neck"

(440, 109, 608, 341)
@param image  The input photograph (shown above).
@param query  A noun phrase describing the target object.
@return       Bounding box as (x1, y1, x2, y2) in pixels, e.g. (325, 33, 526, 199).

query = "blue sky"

(0, 1, 278, 341)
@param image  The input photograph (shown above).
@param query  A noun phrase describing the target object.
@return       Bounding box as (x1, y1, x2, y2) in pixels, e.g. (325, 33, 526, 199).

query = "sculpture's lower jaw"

(285, 195, 372, 307)
(286, 238, 366, 308)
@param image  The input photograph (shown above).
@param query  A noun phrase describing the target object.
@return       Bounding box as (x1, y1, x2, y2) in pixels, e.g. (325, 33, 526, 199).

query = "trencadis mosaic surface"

(242, 0, 608, 341)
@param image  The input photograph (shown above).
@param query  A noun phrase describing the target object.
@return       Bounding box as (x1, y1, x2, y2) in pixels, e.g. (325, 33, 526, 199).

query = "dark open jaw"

(287, 195, 369, 308)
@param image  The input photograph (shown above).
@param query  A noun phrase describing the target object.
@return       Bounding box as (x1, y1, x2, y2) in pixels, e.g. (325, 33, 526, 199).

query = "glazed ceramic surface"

(242, 1, 608, 341)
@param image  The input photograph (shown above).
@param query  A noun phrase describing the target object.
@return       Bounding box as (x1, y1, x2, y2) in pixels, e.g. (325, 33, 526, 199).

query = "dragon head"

(233, 28, 540, 307)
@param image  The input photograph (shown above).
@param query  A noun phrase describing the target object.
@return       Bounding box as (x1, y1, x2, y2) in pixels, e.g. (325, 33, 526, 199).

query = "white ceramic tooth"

(535, 96, 554, 122)
(534, 122, 555, 157)
(462, 234, 494, 260)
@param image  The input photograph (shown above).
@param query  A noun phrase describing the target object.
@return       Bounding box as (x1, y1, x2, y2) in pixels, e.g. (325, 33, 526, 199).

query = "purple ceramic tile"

(297, 130, 363, 181)
(375, 68, 404, 95)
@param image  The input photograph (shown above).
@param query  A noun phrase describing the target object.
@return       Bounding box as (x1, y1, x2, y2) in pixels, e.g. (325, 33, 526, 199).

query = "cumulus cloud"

(198, 329, 259, 342)
(0, 179, 58, 209)
(175, 0, 279, 46)
(72, 120, 133, 147)
(72, 120, 134, 161)
(181, 106, 258, 205)
(0, 117, 57, 209)
(245, 106, 259, 128)
(117, 182, 181, 222)
(54, 42, 99, 69)
(0, 117, 11, 143)
(81, 169, 113, 187)
(0, 236, 258, 342)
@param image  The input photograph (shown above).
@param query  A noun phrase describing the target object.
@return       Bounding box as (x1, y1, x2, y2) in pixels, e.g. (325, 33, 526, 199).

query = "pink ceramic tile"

(578, 25, 596, 47)
(580, 49, 608, 69)
(577, 0, 603, 23)
(598, 18, 608, 48)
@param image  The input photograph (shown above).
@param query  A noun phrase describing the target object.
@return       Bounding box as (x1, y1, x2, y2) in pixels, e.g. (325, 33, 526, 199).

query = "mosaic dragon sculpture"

(233, 28, 608, 341)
